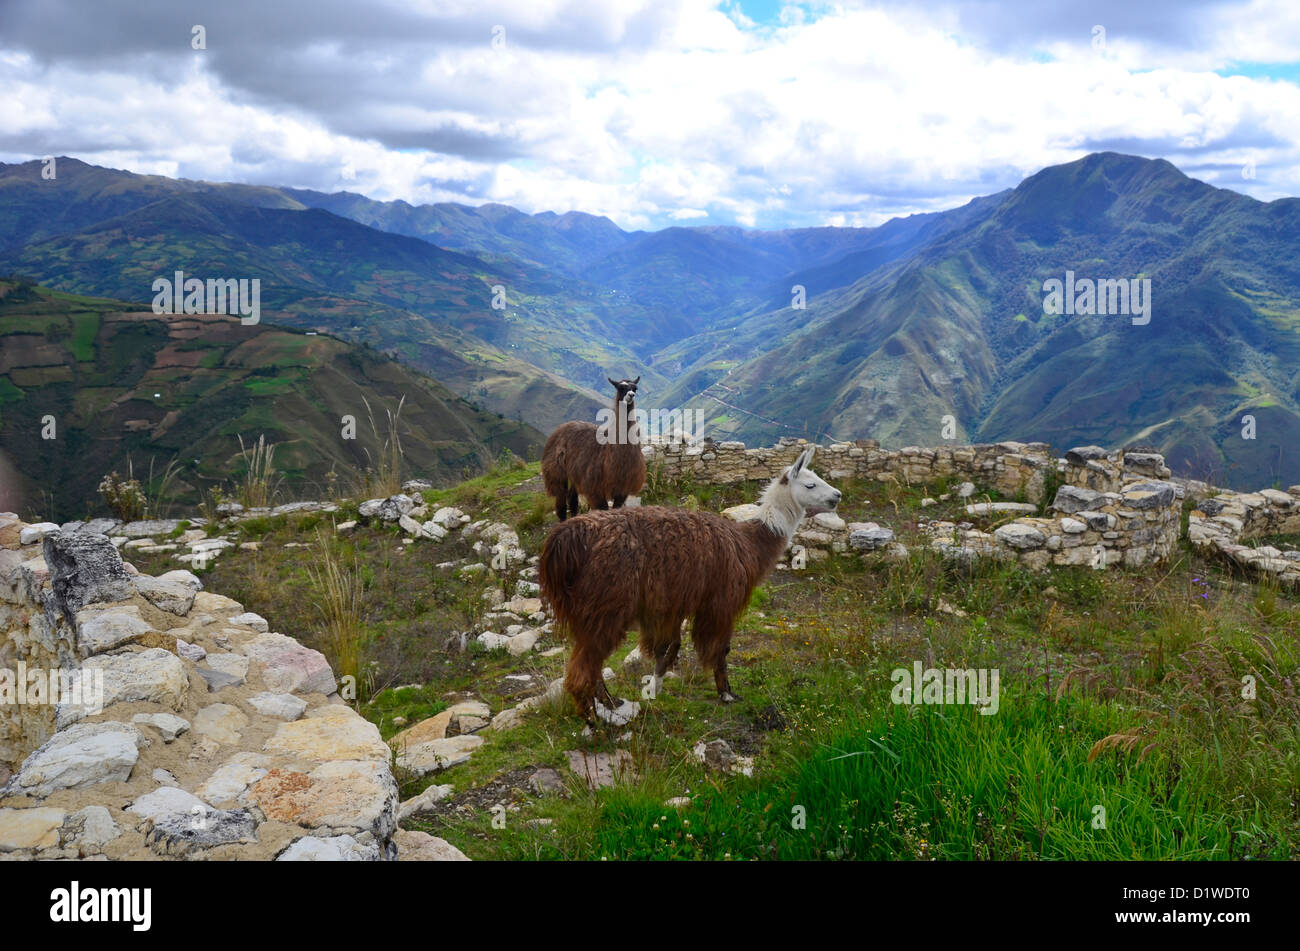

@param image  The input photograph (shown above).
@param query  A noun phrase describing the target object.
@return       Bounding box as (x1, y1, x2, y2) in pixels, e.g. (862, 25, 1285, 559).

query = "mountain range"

(2, 152, 1297, 490)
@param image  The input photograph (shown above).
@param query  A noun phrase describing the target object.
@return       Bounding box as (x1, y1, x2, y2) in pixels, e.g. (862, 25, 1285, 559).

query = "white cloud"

(1, 0, 1299, 229)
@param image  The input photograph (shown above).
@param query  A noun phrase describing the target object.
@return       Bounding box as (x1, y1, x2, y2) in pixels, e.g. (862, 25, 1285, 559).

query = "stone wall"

(923, 480, 1181, 570)
(0, 514, 406, 861)
(646, 437, 1175, 506)
(1187, 486, 1300, 589)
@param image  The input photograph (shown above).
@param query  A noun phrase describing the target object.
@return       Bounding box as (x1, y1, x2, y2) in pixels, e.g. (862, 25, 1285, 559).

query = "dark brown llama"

(539, 447, 841, 723)
(541, 376, 647, 520)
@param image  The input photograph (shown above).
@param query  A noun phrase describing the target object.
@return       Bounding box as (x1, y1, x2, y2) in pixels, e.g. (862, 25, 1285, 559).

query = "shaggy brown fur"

(541, 377, 647, 520)
(539, 505, 790, 721)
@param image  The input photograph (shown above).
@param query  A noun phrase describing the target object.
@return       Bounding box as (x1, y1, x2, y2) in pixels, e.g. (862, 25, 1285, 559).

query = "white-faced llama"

(541, 376, 647, 520)
(539, 446, 842, 723)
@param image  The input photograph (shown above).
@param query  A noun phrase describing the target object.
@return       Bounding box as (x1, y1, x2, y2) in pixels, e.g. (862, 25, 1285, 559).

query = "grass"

(130, 463, 1300, 861)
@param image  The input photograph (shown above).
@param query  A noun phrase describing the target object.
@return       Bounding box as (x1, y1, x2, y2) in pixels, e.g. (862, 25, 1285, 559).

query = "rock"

(402, 479, 434, 493)
(80, 647, 188, 712)
(1064, 446, 1110, 465)
(42, 530, 134, 619)
(132, 575, 197, 615)
(246, 691, 308, 721)
(565, 749, 635, 789)
(263, 705, 389, 764)
(75, 606, 157, 656)
(398, 514, 424, 537)
(994, 523, 1047, 550)
(419, 520, 448, 541)
(204, 652, 250, 685)
(0, 807, 66, 851)
(153, 768, 179, 786)
(430, 507, 465, 530)
(61, 805, 119, 854)
(848, 526, 895, 551)
(131, 712, 191, 743)
(507, 628, 541, 655)
(277, 834, 381, 861)
(1052, 485, 1103, 514)
(397, 783, 455, 821)
(1060, 517, 1087, 534)
(477, 631, 510, 651)
(19, 522, 61, 545)
(502, 597, 542, 615)
(250, 760, 397, 842)
(388, 702, 491, 749)
(175, 638, 207, 662)
(192, 703, 250, 746)
(377, 495, 416, 522)
(394, 735, 484, 776)
(1120, 481, 1176, 511)
(695, 738, 735, 771)
(127, 787, 209, 823)
(228, 611, 269, 632)
(623, 646, 643, 667)
(594, 698, 641, 726)
(239, 631, 336, 695)
(528, 767, 565, 796)
(358, 499, 384, 519)
(197, 762, 268, 804)
(118, 519, 182, 539)
(964, 502, 1038, 515)
(394, 829, 470, 861)
(722, 503, 762, 522)
(197, 667, 244, 693)
(335, 520, 358, 532)
(9, 722, 143, 798)
(145, 808, 257, 856)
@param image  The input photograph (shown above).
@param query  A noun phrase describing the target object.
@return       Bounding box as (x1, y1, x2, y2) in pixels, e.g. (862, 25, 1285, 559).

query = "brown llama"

(540, 446, 841, 723)
(541, 376, 647, 520)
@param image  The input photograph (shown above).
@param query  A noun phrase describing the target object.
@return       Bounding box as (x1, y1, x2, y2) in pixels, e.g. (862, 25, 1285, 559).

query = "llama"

(539, 446, 841, 723)
(541, 376, 647, 520)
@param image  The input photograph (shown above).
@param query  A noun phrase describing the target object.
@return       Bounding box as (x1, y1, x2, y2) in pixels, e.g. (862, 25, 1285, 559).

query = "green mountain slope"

(0, 279, 543, 520)
(676, 154, 1300, 488)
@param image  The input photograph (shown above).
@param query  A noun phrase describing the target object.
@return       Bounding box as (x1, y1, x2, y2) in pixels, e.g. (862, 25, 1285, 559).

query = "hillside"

(664, 154, 1300, 489)
(0, 279, 543, 521)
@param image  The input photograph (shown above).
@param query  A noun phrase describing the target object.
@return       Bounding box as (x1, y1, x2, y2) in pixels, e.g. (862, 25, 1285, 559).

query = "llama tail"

(539, 519, 589, 629)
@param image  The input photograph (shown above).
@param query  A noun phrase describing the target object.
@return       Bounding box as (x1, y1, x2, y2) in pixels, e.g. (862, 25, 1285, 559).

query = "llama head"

(607, 376, 640, 414)
(759, 447, 842, 536)
(784, 447, 841, 515)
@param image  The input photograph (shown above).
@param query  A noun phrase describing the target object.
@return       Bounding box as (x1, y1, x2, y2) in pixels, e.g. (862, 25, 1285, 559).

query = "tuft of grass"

(236, 433, 279, 508)
(305, 526, 368, 702)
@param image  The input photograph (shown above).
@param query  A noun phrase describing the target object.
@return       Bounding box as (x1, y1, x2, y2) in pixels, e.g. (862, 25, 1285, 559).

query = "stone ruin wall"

(650, 436, 1300, 584)
(0, 516, 417, 861)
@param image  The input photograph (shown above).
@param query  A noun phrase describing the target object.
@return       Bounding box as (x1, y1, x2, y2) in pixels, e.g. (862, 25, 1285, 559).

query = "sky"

(2, 0, 1299, 230)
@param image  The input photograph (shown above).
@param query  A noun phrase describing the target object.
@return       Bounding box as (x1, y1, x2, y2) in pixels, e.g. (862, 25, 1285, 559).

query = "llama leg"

(693, 614, 740, 703)
(651, 638, 681, 697)
(564, 643, 604, 725)
(555, 484, 569, 521)
(612, 494, 626, 508)
(566, 488, 579, 518)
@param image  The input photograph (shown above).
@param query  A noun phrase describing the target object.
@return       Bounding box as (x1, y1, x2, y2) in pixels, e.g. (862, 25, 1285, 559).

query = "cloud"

(1, 0, 1299, 229)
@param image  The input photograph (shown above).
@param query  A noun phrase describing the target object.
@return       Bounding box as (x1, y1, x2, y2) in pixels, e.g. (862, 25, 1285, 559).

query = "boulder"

(42, 531, 134, 619)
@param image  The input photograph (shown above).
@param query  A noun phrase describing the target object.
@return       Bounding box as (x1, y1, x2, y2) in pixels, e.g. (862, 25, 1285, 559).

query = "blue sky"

(2, 0, 1299, 230)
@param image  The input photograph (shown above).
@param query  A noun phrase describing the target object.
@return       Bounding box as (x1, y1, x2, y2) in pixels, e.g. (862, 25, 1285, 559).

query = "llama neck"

(755, 495, 803, 547)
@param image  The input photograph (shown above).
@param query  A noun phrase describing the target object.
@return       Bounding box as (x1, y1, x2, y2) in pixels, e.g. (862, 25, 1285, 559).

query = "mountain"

(0, 278, 543, 521)
(4, 153, 1299, 488)
(662, 154, 1300, 489)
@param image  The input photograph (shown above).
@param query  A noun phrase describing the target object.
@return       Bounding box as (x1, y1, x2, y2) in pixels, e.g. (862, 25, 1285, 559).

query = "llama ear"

(790, 450, 805, 476)
(608, 377, 618, 387)
(632, 376, 640, 385)
(803, 446, 815, 468)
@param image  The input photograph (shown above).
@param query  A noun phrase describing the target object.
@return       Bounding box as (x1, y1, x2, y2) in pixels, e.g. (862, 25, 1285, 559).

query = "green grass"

(131, 464, 1300, 861)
